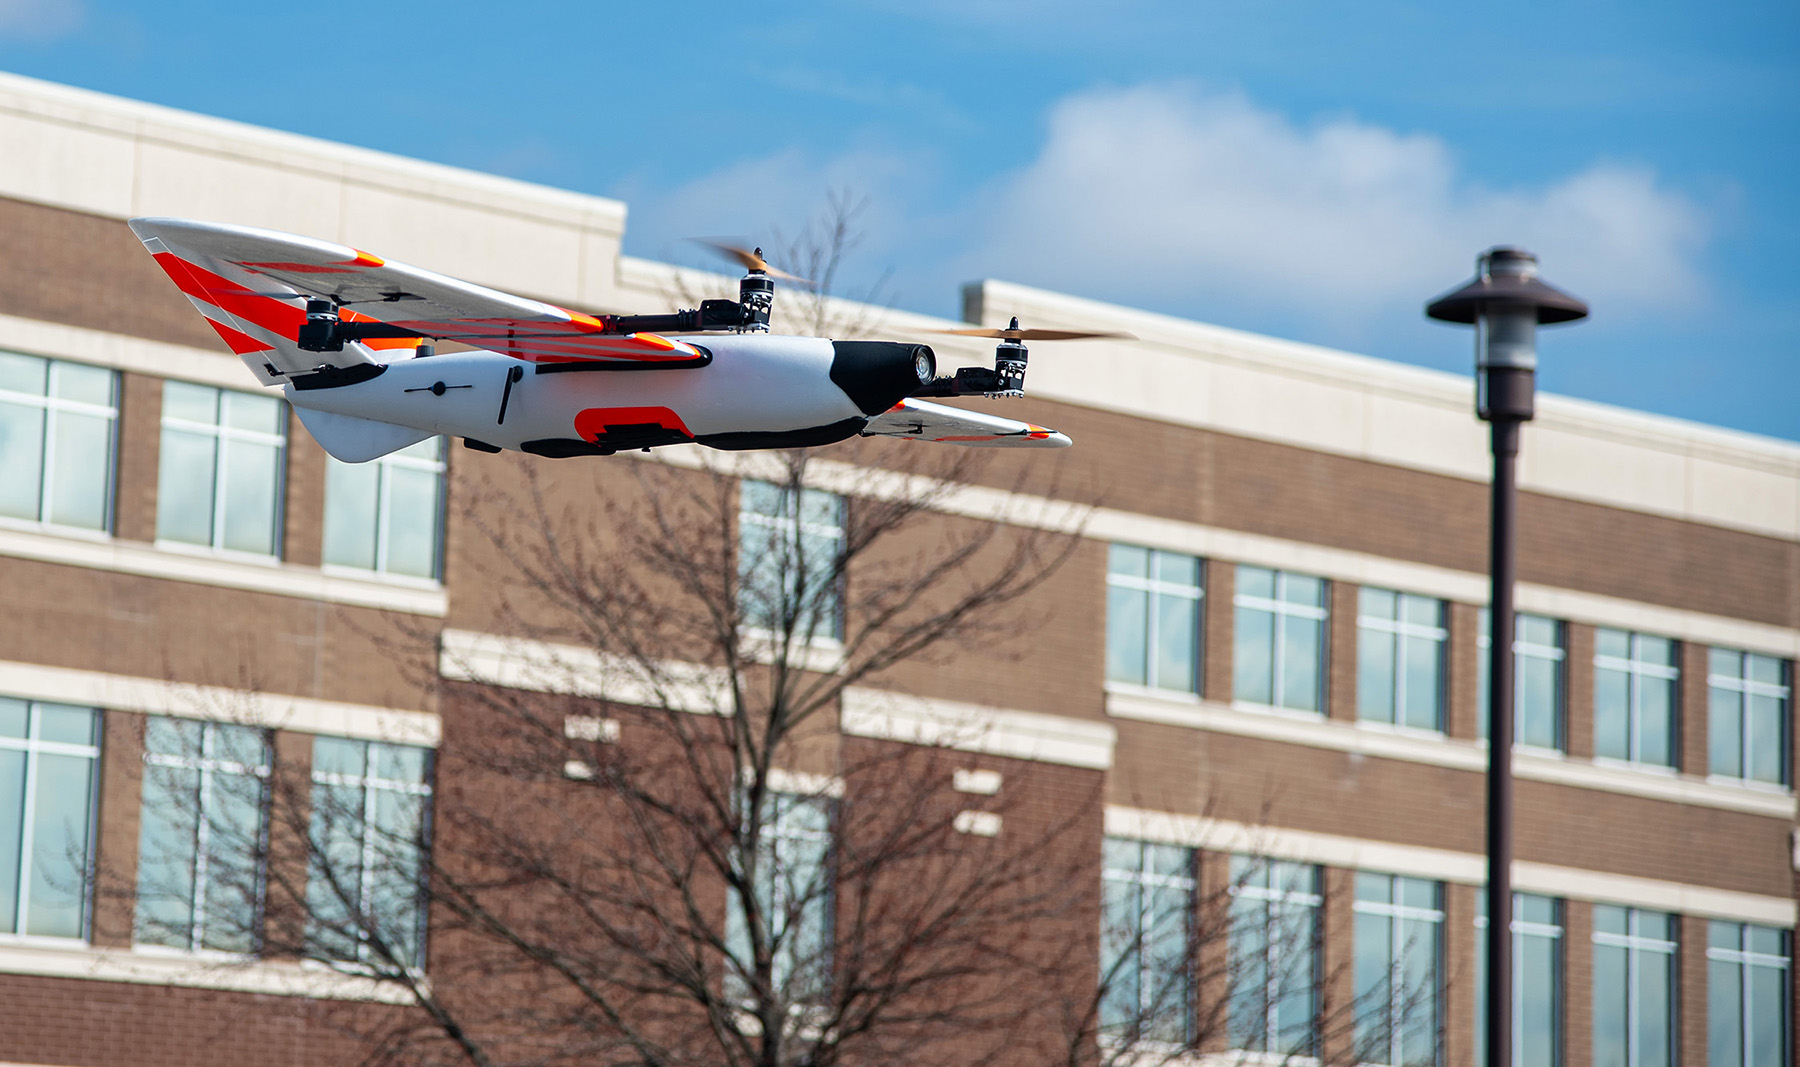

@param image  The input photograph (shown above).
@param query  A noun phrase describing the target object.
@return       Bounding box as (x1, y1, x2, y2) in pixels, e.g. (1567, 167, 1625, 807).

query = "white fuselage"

(281, 334, 865, 451)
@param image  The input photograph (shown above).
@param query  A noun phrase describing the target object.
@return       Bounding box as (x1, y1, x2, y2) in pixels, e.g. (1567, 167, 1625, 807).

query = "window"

(1355, 873, 1441, 1067)
(1593, 905, 1676, 1067)
(1359, 589, 1447, 732)
(1229, 856, 1319, 1057)
(727, 790, 835, 1003)
(0, 351, 116, 531)
(1708, 650, 1791, 787)
(0, 698, 100, 939)
(738, 480, 845, 642)
(1478, 610, 1566, 751)
(306, 738, 432, 969)
(1107, 545, 1203, 694)
(1100, 837, 1194, 1044)
(156, 381, 286, 556)
(1476, 892, 1563, 1067)
(1594, 631, 1679, 769)
(323, 437, 446, 580)
(136, 717, 270, 954)
(1708, 922, 1790, 1067)
(1234, 567, 1328, 713)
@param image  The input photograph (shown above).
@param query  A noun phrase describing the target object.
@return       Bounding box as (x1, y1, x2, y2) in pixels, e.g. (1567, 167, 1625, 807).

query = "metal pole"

(1486, 409, 1520, 1067)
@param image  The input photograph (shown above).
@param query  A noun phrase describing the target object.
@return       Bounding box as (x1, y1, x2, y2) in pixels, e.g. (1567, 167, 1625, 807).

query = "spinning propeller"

(911, 317, 1135, 399)
(929, 318, 1134, 343)
(697, 241, 811, 284)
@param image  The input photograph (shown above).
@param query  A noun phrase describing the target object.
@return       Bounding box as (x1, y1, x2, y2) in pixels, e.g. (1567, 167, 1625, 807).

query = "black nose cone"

(829, 341, 936, 415)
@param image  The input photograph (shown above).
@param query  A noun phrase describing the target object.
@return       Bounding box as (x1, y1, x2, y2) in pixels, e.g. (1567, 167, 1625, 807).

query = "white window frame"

(1230, 857, 1321, 1057)
(0, 700, 101, 944)
(1707, 650, 1791, 788)
(1476, 893, 1565, 1067)
(1354, 873, 1443, 1067)
(1591, 905, 1677, 1067)
(156, 383, 287, 557)
(322, 439, 447, 581)
(1706, 922, 1791, 1067)
(1593, 631, 1681, 771)
(1478, 610, 1567, 753)
(138, 718, 272, 954)
(738, 480, 846, 645)
(0, 354, 118, 534)
(728, 787, 838, 1003)
(1234, 567, 1329, 714)
(1357, 589, 1447, 734)
(1107, 545, 1204, 695)
(308, 742, 433, 969)
(1100, 837, 1197, 1047)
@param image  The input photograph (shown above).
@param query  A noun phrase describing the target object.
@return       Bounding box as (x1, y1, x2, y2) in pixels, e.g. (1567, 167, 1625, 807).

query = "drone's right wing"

(130, 218, 706, 383)
(861, 398, 1071, 448)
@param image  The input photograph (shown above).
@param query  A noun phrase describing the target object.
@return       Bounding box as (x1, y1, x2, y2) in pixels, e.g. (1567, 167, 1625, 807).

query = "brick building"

(0, 71, 1795, 1066)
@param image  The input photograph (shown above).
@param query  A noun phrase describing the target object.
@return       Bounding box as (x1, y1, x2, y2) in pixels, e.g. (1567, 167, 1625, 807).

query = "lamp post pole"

(1427, 249, 1586, 1067)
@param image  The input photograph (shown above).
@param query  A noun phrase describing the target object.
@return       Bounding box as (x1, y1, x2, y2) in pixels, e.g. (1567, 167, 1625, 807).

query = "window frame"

(1099, 837, 1197, 1047)
(1477, 610, 1568, 753)
(1475, 892, 1565, 1067)
(136, 717, 272, 955)
(1229, 856, 1321, 1058)
(727, 787, 839, 1004)
(1593, 630, 1681, 772)
(0, 699, 102, 943)
(1591, 905, 1678, 1067)
(1106, 544, 1205, 696)
(1233, 566, 1330, 714)
(1353, 872, 1443, 1067)
(1357, 588, 1448, 734)
(321, 437, 448, 582)
(155, 381, 288, 559)
(1706, 921, 1791, 1067)
(305, 739, 434, 970)
(0, 353, 118, 534)
(737, 479, 847, 645)
(1706, 650, 1792, 788)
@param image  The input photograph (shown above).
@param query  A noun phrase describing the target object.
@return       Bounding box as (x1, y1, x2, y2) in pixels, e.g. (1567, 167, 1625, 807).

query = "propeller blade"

(695, 240, 811, 284)
(930, 326, 1136, 341)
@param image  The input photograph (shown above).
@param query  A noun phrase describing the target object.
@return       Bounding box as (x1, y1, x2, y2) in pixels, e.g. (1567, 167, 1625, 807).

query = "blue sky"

(3, 0, 1796, 440)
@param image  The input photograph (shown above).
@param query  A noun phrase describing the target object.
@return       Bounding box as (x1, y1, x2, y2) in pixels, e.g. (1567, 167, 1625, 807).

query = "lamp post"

(1426, 248, 1586, 1067)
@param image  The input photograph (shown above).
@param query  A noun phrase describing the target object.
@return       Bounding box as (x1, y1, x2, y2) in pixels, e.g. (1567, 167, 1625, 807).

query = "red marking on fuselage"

(573, 406, 693, 441)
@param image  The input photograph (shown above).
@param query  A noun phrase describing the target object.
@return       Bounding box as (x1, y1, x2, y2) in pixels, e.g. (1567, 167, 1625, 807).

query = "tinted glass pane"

(313, 737, 367, 778)
(1747, 653, 1783, 687)
(1402, 594, 1441, 629)
(1640, 675, 1675, 767)
(1592, 941, 1627, 1067)
(1402, 634, 1442, 731)
(1748, 962, 1784, 1066)
(1155, 591, 1198, 693)
(385, 464, 442, 578)
(156, 429, 217, 544)
(36, 705, 95, 745)
(307, 781, 366, 961)
(0, 400, 46, 520)
(1637, 943, 1673, 1067)
(371, 789, 426, 967)
(1356, 872, 1392, 904)
(46, 409, 110, 530)
(1638, 635, 1676, 667)
(1747, 694, 1785, 784)
(136, 763, 200, 948)
(1709, 647, 1740, 681)
(224, 391, 283, 435)
(1710, 685, 1744, 777)
(1147, 843, 1191, 879)
(201, 774, 263, 954)
(1399, 916, 1438, 1066)
(1519, 654, 1561, 749)
(1360, 586, 1397, 621)
(740, 479, 783, 518)
(1281, 613, 1321, 712)
(1638, 911, 1675, 942)
(1275, 906, 1318, 1054)
(52, 362, 113, 406)
(1519, 932, 1559, 1067)
(1234, 607, 1275, 705)
(1709, 957, 1743, 1067)
(0, 698, 24, 737)
(212, 724, 268, 769)
(1399, 878, 1437, 910)
(144, 715, 200, 758)
(797, 488, 839, 529)
(0, 350, 46, 394)
(162, 381, 217, 425)
(1237, 565, 1274, 600)
(1108, 543, 1148, 578)
(1519, 614, 1559, 648)
(1098, 875, 1139, 1033)
(377, 744, 430, 786)
(0, 749, 23, 932)
(1107, 585, 1148, 686)
(323, 459, 380, 569)
(1229, 895, 1267, 1047)
(1518, 895, 1557, 925)
(1155, 551, 1199, 587)
(26, 752, 94, 937)
(1596, 628, 1630, 659)
(220, 439, 280, 555)
(1594, 668, 1631, 761)
(1353, 909, 1391, 1053)
(1747, 924, 1785, 956)
(1359, 626, 1397, 724)
(1282, 573, 1325, 607)
(1592, 904, 1627, 936)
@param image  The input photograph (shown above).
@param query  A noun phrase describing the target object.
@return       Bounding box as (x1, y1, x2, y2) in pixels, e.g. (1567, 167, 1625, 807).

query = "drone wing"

(129, 218, 705, 383)
(862, 398, 1071, 448)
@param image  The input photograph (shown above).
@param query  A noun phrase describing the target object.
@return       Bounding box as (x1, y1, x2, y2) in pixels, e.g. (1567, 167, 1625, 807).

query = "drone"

(128, 218, 1129, 463)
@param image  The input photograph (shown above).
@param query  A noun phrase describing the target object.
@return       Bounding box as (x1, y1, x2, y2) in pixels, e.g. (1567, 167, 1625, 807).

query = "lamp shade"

(1425, 247, 1589, 325)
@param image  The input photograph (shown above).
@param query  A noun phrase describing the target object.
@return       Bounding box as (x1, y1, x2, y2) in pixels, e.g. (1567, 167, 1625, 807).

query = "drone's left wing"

(861, 398, 1071, 448)
(130, 218, 705, 382)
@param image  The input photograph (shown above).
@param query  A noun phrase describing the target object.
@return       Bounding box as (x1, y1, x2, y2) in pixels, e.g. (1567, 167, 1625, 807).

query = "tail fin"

(293, 406, 434, 463)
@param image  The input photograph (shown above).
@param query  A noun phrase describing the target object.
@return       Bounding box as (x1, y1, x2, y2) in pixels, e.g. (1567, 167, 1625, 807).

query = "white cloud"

(0, 0, 83, 39)
(963, 84, 1708, 326)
